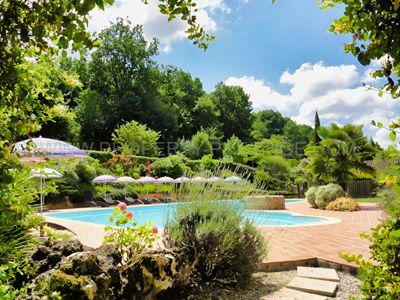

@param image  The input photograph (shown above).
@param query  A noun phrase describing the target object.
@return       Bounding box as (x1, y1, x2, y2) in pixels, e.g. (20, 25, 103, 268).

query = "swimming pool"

(45, 201, 338, 228)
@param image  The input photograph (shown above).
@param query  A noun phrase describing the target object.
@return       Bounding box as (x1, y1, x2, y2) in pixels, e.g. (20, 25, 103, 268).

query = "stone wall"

(244, 195, 285, 210)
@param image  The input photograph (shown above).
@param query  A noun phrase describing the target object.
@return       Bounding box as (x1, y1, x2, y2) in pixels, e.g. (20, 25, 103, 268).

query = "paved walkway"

(260, 201, 384, 266)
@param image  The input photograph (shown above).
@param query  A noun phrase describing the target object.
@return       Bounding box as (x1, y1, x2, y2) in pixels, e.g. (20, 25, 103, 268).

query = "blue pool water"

(45, 200, 330, 227)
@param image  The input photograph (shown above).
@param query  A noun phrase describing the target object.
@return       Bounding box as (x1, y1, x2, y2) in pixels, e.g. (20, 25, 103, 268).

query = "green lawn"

(354, 197, 382, 203)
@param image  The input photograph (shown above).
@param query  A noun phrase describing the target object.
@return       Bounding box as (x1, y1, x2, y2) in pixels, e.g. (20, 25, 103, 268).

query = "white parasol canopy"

(116, 176, 137, 183)
(137, 176, 158, 183)
(207, 176, 223, 182)
(92, 175, 117, 184)
(191, 176, 207, 183)
(157, 176, 175, 183)
(13, 136, 87, 158)
(174, 176, 190, 183)
(224, 176, 242, 182)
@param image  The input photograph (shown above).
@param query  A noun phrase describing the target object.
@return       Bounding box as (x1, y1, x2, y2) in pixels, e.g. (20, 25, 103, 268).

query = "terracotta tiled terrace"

(47, 200, 384, 268)
(260, 200, 384, 266)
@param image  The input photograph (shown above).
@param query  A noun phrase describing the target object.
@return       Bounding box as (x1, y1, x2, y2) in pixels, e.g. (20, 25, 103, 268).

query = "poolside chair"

(93, 200, 109, 207)
(103, 197, 119, 205)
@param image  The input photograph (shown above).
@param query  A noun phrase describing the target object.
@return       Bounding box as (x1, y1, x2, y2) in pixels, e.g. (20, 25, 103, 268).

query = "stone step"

(297, 266, 340, 282)
(286, 277, 338, 297)
(260, 287, 327, 300)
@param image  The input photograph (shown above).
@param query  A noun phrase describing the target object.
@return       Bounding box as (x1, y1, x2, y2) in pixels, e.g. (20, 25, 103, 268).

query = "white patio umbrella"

(92, 175, 117, 200)
(116, 176, 137, 198)
(174, 176, 190, 183)
(207, 176, 223, 182)
(137, 176, 158, 198)
(13, 136, 87, 159)
(116, 176, 136, 184)
(191, 176, 207, 183)
(31, 168, 63, 215)
(224, 176, 242, 182)
(157, 176, 175, 183)
(92, 175, 117, 184)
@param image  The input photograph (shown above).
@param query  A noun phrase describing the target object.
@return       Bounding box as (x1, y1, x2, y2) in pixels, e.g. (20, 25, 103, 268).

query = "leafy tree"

(251, 109, 288, 141)
(283, 120, 313, 157)
(157, 66, 204, 137)
(305, 123, 377, 188)
(211, 83, 253, 142)
(38, 106, 81, 144)
(223, 135, 245, 163)
(185, 130, 213, 159)
(192, 94, 220, 133)
(321, 0, 400, 98)
(112, 120, 160, 157)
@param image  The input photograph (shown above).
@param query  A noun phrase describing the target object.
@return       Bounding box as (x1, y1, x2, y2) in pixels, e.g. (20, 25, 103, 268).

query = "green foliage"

(152, 155, 186, 178)
(315, 183, 345, 209)
(104, 204, 157, 263)
(305, 123, 377, 188)
(74, 160, 96, 183)
(165, 200, 266, 285)
(341, 208, 400, 298)
(113, 120, 161, 157)
(185, 130, 213, 159)
(199, 154, 220, 171)
(305, 186, 319, 208)
(325, 197, 359, 211)
(223, 135, 245, 163)
(321, 0, 400, 98)
(211, 83, 253, 142)
(251, 109, 288, 141)
(313, 111, 322, 144)
(257, 155, 294, 191)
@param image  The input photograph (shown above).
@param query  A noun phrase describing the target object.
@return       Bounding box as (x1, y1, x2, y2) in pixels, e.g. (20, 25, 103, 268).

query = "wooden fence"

(347, 179, 376, 198)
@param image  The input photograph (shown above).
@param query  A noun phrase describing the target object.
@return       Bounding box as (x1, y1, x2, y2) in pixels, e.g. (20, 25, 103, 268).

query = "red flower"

(152, 225, 158, 234)
(117, 202, 127, 211)
(125, 211, 134, 220)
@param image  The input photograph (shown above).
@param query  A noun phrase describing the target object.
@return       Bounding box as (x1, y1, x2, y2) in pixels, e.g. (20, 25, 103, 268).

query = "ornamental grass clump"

(164, 172, 267, 286)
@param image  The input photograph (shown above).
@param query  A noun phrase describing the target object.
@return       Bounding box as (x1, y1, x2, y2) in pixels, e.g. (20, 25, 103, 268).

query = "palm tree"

(305, 123, 377, 189)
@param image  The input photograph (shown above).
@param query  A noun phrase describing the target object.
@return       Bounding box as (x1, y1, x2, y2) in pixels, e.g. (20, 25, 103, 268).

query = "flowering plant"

(103, 202, 158, 262)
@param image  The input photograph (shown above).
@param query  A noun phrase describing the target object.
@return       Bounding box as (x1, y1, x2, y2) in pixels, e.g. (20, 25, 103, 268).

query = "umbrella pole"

(40, 177, 43, 216)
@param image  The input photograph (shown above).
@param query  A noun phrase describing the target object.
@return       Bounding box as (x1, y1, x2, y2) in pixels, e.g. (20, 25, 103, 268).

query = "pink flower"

(117, 202, 127, 211)
(152, 225, 158, 234)
(125, 211, 134, 220)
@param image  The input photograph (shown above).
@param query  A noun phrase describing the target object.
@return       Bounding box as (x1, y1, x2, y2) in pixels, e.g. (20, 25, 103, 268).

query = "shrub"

(199, 154, 219, 171)
(186, 130, 212, 159)
(305, 186, 319, 208)
(152, 155, 186, 178)
(74, 160, 96, 183)
(325, 197, 359, 211)
(165, 200, 266, 286)
(315, 183, 344, 209)
(341, 213, 400, 298)
(223, 135, 245, 163)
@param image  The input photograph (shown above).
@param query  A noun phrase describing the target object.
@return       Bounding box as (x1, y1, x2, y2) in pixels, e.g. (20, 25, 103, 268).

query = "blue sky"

(89, 0, 397, 147)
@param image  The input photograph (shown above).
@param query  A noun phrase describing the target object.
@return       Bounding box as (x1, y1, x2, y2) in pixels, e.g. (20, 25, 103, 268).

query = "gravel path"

(330, 271, 361, 300)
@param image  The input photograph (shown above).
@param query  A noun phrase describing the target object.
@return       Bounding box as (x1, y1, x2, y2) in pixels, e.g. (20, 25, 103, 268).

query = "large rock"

(22, 244, 190, 300)
(245, 195, 285, 210)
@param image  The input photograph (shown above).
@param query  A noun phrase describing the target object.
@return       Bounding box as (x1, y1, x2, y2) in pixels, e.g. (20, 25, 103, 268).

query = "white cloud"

(88, 0, 228, 52)
(224, 62, 398, 147)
